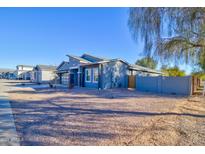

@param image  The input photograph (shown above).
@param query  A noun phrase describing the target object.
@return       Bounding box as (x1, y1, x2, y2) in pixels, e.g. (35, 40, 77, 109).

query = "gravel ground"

(6, 80, 205, 146)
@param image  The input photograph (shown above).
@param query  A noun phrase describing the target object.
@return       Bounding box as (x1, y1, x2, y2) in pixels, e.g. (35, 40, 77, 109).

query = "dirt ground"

(6, 80, 205, 146)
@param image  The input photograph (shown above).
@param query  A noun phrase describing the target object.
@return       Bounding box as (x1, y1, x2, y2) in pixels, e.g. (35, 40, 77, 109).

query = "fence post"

(189, 76, 192, 95)
(191, 76, 197, 95)
(192, 76, 194, 95)
(135, 75, 137, 89)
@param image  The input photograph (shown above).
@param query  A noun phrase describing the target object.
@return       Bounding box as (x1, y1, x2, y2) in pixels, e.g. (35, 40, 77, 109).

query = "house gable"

(34, 65, 41, 71)
(57, 61, 69, 72)
(68, 56, 82, 68)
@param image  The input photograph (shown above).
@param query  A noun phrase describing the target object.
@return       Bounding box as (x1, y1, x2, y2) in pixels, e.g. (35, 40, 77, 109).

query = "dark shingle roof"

(56, 61, 69, 70)
(129, 64, 162, 74)
(67, 55, 91, 63)
(81, 53, 109, 62)
(67, 53, 109, 63)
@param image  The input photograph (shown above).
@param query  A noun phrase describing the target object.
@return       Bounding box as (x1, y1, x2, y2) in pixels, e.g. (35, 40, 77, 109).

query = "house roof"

(80, 58, 129, 66)
(101, 58, 162, 74)
(81, 53, 109, 62)
(67, 54, 92, 63)
(67, 53, 109, 63)
(36, 65, 57, 71)
(80, 58, 162, 74)
(56, 61, 69, 70)
(17, 65, 34, 68)
(129, 64, 163, 74)
(67, 53, 162, 74)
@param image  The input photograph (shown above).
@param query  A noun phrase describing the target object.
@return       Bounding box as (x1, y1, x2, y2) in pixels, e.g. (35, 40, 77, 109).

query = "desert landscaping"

(1, 80, 204, 146)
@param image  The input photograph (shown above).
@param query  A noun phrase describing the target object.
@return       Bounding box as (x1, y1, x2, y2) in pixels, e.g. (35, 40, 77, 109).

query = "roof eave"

(129, 66, 163, 74)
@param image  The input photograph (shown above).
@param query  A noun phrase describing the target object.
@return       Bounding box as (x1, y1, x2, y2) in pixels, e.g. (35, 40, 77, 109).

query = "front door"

(74, 73, 78, 86)
(70, 74, 75, 87)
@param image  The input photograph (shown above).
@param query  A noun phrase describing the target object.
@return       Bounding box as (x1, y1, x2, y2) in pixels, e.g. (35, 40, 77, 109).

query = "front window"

(85, 68, 91, 82)
(93, 68, 98, 82)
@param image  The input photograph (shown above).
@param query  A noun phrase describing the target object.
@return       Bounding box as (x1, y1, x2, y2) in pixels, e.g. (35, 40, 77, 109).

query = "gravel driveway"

(6, 80, 205, 146)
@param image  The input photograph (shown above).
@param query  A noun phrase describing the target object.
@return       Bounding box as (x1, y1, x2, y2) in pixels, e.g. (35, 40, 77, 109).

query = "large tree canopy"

(161, 65, 186, 77)
(135, 57, 157, 69)
(128, 8, 205, 71)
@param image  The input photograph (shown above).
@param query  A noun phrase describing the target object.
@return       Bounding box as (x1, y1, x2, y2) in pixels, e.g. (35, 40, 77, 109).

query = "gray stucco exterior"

(101, 60, 128, 89)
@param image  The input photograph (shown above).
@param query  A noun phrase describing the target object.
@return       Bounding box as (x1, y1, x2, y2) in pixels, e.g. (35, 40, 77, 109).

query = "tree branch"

(162, 36, 205, 48)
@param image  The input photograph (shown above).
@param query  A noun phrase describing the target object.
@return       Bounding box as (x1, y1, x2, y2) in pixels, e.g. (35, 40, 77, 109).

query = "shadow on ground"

(7, 81, 205, 146)
(10, 93, 205, 146)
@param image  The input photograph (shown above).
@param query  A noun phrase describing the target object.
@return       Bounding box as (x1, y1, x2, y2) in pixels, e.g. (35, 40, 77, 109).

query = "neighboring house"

(33, 65, 57, 83)
(0, 69, 6, 79)
(56, 61, 70, 85)
(57, 53, 162, 89)
(0, 68, 16, 79)
(24, 71, 34, 81)
(4, 71, 16, 80)
(15, 65, 34, 80)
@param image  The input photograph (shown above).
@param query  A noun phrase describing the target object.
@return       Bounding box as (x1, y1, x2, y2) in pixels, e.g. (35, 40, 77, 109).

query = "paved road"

(0, 80, 19, 146)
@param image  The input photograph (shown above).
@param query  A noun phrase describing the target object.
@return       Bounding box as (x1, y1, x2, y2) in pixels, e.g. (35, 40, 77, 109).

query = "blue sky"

(0, 8, 191, 74)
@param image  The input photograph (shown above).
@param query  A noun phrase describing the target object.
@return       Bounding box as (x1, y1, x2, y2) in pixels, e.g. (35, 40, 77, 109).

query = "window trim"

(85, 68, 91, 82)
(93, 68, 99, 83)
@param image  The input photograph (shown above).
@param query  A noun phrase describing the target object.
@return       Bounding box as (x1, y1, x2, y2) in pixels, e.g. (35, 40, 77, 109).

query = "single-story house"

(0, 69, 16, 79)
(24, 71, 34, 81)
(57, 53, 162, 89)
(4, 71, 16, 80)
(15, 65, 34, 80)
(33, 65, 57, 83)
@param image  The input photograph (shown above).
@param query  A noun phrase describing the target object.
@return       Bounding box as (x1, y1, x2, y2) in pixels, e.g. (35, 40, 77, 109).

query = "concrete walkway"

(0, 80, 19, 146)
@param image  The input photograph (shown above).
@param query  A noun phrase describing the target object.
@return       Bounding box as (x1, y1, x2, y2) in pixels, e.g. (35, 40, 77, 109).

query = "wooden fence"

(191, 76, 202, 95)
(128, 75, 136, 88)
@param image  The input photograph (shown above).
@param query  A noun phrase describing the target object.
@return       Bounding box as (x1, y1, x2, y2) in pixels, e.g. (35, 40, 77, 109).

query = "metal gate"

(128, 75, 136, 88)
